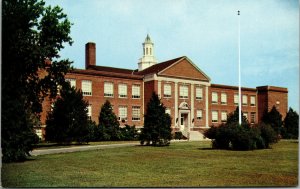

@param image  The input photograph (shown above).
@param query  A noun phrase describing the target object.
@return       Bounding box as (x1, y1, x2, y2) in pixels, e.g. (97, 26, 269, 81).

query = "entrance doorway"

(180, 113, 189, 131)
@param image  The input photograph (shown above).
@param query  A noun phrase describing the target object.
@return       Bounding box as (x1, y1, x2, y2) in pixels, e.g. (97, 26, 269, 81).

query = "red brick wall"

(40, 72, 144, 127)
(209, 85, 257, 126)
(257, 86, 288, 121)
(85, 43, 96, 69)
(193, 85, 207, 128)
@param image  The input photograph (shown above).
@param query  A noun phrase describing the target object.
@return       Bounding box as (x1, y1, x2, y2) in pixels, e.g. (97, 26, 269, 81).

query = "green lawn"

(2, 140, 298, 187)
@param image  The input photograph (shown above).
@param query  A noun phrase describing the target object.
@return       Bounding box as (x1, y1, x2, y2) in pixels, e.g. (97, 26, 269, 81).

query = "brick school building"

(37, 35, 288, 140)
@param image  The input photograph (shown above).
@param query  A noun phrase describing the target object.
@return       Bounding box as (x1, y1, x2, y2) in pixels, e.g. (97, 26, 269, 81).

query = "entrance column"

(175, 82, 178, 127)
(191, 84, 194, 128)
(205, 85, 209, 127)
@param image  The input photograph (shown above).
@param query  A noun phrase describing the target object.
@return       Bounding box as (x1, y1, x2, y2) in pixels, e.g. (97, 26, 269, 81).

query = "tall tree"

(140, 92, 172, 146)
(45, 83, 90, 144)
(283, 108, 299, 139)
(262, 106, 283, 135)
(2, 0, 72, 162)
(98, 100, 120, 141)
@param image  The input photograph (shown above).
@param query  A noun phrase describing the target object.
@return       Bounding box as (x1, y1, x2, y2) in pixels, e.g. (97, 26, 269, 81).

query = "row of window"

(212, 92, 256, 106)
(211, 110, 256, 124)
(87, 105, 141, 121)
(165, 109, 256, 124)
(66, 79, 141, 99)
(163, 84, 203, 99)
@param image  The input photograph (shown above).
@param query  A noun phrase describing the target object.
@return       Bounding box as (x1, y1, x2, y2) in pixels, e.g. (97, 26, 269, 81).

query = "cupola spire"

(138, 34, 157, 71)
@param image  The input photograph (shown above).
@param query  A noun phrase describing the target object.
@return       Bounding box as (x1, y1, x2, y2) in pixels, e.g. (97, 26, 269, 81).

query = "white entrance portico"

(178, 102, 191, 133)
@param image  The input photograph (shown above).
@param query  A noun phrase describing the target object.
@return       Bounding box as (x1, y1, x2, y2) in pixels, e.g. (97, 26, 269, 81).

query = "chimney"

(85, 42, 96, 69)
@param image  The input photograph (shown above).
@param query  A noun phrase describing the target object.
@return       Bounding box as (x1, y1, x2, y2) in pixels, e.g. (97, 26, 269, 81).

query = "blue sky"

(46, 0, 299, 112)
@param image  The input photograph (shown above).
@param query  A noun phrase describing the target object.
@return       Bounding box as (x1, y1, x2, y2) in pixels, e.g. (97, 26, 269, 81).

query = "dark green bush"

(174, 131, 184, 140)
(120, 125, 138, 141)
(204, 122, 278, 151)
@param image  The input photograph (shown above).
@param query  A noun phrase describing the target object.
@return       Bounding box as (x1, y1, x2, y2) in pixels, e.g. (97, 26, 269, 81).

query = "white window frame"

(82, 80, 92, 96)
(104, 82, 114, 97)
(242, 95, 248, 106)
(66, 78, 76, 88)
(196, 87, 203, 100)
(221, 93, 227, 105)
(164, 84, 172, 98)
(250, 112, 256, 124)
(221, 111, 227, 122)
(250, 96, 256, 106)
(196, 110, 202, 120)
(179, 85, 188, 99)
(132, 106, 140, 121)
(212, 92, 218, 104)
(118, 83, 127, 98)
(234, 94, 239, 105)
(118, 106, 127, 121)
(132, 85, 141, 99)
(212, 111, 218, 123)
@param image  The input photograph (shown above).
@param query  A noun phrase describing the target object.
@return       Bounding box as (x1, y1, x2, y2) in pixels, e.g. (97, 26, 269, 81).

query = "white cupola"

(138, 34, 158, 71)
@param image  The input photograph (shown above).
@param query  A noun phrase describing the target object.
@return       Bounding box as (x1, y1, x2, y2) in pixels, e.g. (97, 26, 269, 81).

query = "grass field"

(2, 140, 298, 187)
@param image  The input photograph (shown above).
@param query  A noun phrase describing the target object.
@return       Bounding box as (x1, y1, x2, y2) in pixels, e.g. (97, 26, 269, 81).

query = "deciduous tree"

(2, 0, 72, 162)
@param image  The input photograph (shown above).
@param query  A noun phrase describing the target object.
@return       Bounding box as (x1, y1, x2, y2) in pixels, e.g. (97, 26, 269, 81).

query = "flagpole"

(238, 10, 242, 125)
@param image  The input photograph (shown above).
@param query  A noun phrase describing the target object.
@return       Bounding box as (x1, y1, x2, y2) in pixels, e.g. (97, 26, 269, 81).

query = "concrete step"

(188, 131, 210, 141)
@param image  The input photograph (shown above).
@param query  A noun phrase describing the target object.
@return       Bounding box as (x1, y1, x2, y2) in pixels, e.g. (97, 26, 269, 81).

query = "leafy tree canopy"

(2, 0, 72, 162)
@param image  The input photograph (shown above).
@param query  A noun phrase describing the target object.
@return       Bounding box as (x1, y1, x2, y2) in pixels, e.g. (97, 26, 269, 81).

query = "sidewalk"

(30, 140, 189, 156)
(30, 142, 139, 156)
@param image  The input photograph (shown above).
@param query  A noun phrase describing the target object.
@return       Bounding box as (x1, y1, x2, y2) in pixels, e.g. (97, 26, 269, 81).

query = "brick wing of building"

(39, 34, 288, 140)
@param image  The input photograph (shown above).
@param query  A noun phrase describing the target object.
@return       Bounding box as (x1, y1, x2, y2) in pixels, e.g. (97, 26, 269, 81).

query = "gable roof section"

(158, 56, 211, 82)
(135, 56, 184, 75)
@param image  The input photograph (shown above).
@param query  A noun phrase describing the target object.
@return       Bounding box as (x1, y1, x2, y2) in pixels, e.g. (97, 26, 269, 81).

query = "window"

(104, 82, 114, 97)
(82, 80, 92, 96)
(164, 84, 171, 98)
(118, 84, 127, 98)
(35, 129, 43, 139)
(212, 92, 218, 104)
(87, 105, 92, 120)
(66, 78, 76, 88)
(179, 85, 188, 99)
(132, 106, 140, 121)
(212, 111, 218, 123)
(196, 87, 203, 100)
(165, 108, 171, 115)
(234, 94, 239, 105)
(250, 112, 256, 124)
(221, 93, 227, 104)
(250, 96, 256, 106)
(243, 112, 248, 120)
(132, 85, 140, 99)
(242, 95, 248, 105)
(118, 106, 127, 121)
(196, 110, 202, 120)
(221, 111, 227, 122)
